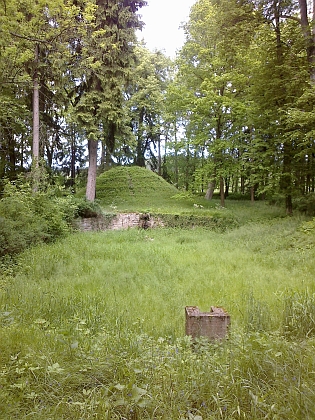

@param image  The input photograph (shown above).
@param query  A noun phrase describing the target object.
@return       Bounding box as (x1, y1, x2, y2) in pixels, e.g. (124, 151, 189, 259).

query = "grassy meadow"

(1, 169, 315, 419)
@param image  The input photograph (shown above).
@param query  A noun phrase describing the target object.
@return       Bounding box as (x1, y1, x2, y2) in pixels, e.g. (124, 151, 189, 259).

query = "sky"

(137, 0, 196, 58)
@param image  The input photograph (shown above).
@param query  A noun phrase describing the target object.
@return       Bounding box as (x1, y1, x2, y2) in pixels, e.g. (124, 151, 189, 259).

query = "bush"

(226, 192, 251, 201)
(267, 193, 285, 206)
(0, 195, 49, 256)
(0, 179, 80, 258)
(0, 174, 109, 258)
(73, 198, 102, 218)
(154, 212, 238, 231)
(293, 193, 315, 216)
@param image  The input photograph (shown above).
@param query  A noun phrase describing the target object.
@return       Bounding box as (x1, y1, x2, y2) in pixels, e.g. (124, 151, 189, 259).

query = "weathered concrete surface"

(185, 306, 230, 341)
(75, 213, 164, 232)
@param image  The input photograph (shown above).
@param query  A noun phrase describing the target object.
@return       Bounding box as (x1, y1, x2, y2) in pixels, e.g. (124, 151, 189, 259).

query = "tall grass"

(1, 212, 315, 418)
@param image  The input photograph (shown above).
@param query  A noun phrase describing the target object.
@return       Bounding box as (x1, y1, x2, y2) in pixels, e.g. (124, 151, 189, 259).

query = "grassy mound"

(95, 166, 238, 230)
(94, 166, 288, 230)
(96, 166, 178, 210)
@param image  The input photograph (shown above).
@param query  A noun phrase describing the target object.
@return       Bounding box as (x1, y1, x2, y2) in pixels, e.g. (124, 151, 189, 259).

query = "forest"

(1, 0, 315, 213)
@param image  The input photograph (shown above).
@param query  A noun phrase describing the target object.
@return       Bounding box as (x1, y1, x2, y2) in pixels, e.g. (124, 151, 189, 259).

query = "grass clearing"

(1, 204, 315, 418)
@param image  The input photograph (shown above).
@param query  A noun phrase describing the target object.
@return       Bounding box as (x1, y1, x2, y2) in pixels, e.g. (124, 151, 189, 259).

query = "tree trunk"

(0, 144, 5, 179)
(100, 139, 106, 170)
(136, 108, 145, 167)
(224, 177, 229, 198)
(20, 133, 24, 170)
(205, 180, 216, 200)
(86, 139, 98, 201)
(33, 44, 40, 164)
(185, 143, 190, 191)
(250, 186, 255, 203)
(7, 130, 16, 178)
(241, 175, 245, 194)
(157, 135, 161, 176)
(174, 120, 178, 187)
(282, 142, 293, 215)
(286, 194, 293, 215)
(233, 176, 238, 193)
(70, 126, 76, 189)
(298, 0, 315, 82)
(220, 176, 225, 207)
(32, 43, 40, 192)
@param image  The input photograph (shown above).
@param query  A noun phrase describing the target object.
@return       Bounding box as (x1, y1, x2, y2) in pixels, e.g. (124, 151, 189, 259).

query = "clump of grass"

(244, 292, 272, 333)
(283, 290, 315, 339)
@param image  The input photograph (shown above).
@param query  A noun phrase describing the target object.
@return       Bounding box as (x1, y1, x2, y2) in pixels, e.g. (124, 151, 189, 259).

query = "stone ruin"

(185, 306, 230, 341)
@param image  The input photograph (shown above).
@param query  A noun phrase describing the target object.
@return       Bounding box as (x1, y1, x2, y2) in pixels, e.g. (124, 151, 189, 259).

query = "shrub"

(0, 195, 49, 256)
(154, 212, 238, 231)
(73, 198, 102, 218)
(267, 193, 285, 206)
(0, 179, 79, 258)
(226, 192, 251, 201)
(293, 193, 315, 216)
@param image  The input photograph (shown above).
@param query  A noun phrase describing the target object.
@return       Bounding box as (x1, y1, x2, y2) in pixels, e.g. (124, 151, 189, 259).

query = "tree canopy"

(1, 0, 315, 212)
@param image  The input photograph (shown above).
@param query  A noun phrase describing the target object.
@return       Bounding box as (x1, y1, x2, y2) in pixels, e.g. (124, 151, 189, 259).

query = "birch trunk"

(86, 139, 98, 201)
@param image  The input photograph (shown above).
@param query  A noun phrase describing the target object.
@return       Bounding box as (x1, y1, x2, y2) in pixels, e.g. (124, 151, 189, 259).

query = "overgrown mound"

(95, 166, 237, 231)
(96, 166, 178, 206)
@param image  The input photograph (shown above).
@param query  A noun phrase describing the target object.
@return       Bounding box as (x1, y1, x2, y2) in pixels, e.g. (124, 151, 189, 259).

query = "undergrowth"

(0, 177, 104, 259)
(1, 219, 315, 418)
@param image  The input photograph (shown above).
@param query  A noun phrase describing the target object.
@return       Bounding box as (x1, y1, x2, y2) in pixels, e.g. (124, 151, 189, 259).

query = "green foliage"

(154, 212, 238, 231)
(226, 192, 251, 201)
(171, 191, 195, 201)
(0, 174, 113, 257)
(174, 0, 257, 195)
(129, 46, 172, 166)
(293, 193, 315, 216)
(72, 198, 103, 218)
(0, 200, 45, 257)
(0, 179, 77, 257)
(1, 326, 314, 419)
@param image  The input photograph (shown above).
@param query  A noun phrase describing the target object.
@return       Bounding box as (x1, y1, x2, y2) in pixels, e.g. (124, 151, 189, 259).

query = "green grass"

(1, 205, 315, 418)
(93, 166, 288, 233)
(96, 166, 180, 212)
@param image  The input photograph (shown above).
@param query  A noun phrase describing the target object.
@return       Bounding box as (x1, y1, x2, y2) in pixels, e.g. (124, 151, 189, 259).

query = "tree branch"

(9, 32, 51, 44)
(279, 14, 302, 25)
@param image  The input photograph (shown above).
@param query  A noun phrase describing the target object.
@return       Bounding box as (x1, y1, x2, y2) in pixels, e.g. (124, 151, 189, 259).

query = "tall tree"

(249, 0, 310, 212)
(127, 45, 171, 170)
(177, 0, 256, 203)
(70, 0, 147, 201)
(0, 0, 92, 188)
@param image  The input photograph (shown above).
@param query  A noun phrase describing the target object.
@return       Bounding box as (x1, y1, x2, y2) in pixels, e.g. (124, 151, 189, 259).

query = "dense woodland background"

(1, 0, 315, 211)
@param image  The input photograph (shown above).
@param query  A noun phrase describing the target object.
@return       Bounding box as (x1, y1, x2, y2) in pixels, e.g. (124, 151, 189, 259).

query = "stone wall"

(75, 213, 163, 232)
